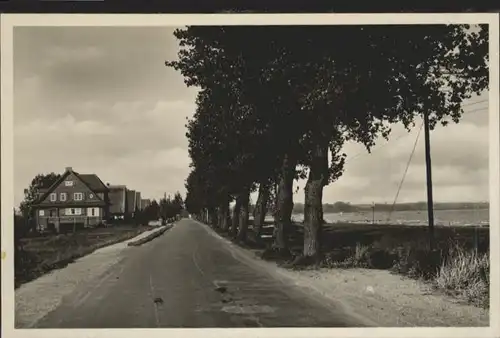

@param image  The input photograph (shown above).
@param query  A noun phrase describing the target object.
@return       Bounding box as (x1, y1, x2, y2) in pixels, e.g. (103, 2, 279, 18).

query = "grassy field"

(15, 224, 154, 288)
(222, 221, 490, 308)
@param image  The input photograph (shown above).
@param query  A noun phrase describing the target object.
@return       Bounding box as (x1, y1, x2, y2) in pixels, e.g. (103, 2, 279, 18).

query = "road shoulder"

(195, 221, 489, 327)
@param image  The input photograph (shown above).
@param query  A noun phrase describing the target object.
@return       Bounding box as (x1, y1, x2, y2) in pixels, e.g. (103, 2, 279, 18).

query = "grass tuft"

(435, 244, 489, 307)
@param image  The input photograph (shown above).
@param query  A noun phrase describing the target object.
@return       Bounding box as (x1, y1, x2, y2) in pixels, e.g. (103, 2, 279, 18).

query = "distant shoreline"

(288, 202, 489, 215)
(291, 207, 490, 215)
(248, 202, 489, 216)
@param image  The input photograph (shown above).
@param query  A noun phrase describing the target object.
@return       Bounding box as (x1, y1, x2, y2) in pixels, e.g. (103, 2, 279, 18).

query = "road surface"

(33, 219, 366, 328)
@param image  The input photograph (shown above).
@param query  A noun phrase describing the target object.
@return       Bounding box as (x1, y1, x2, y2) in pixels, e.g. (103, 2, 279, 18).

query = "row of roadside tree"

(167, 24, 489, 265)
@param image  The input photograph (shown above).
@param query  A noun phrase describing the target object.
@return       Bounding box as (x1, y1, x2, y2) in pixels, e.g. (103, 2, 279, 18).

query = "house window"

(65, 181, 74, 187)
(39, 210, 45, 216)
(50, 193, 57, 202)
(87, 208, 100, 217)
(60, 193, 67, 201)
(74, 192, 84, 201)
(66, 208, 82, 216)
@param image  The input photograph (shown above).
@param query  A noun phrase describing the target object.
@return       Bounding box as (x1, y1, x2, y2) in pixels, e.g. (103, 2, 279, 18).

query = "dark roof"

(34, 168, 108, 205)
(78, 174, 108, 192)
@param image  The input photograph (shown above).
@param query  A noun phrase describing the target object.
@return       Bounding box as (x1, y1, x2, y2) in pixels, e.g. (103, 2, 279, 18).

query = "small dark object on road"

(153, 297, 164, 305)
(215, 286, 227, 293)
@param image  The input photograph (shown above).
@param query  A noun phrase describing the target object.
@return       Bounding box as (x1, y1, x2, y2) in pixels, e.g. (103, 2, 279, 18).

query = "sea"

(258, 209, 490, 227)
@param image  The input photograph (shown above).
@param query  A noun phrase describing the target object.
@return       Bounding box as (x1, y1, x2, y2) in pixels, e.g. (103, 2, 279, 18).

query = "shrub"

(392, 246, 443, 280)
(326, 243, 370, 268)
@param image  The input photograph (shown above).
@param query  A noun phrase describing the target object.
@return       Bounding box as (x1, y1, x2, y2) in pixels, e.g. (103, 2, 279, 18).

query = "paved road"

(34, 219, 366, 328)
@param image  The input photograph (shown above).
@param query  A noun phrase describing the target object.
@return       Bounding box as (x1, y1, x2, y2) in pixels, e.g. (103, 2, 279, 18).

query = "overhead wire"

(386, 121, 424, 222)
(340, 103, 488, 223)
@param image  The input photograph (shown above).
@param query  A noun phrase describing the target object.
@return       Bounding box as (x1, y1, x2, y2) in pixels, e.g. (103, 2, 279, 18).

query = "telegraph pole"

(372, 202, 375, 224)
(423, 111, 435, 250)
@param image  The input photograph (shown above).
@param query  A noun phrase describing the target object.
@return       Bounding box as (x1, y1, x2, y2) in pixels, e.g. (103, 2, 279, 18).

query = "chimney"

(65, 167, 73, 172)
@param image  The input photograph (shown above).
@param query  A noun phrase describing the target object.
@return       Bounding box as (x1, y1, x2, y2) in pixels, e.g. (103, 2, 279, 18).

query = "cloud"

(16, 115, 117, 136)
(150, 148, 191, 170)
(13, 26, 490, 208)
(42, 46, 105, 67)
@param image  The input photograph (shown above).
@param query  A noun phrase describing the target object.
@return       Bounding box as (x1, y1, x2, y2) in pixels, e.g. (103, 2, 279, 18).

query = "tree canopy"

(158, 192, 185, 221)
(167, 24, 488, 261)
(19, 172, 61, 217)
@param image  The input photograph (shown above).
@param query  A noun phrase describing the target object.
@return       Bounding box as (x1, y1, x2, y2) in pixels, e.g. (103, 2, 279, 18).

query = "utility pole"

(423, 111, 435, 250)
(372, 202, 375, 224)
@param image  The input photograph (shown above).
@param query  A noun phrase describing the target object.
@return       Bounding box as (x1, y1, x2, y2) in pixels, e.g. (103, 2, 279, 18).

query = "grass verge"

(210, 220, 490, 309)
(15, 224, 154, 288)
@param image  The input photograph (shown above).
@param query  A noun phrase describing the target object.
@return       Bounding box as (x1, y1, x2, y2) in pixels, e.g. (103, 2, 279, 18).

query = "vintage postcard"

(1, 13, 499, 338)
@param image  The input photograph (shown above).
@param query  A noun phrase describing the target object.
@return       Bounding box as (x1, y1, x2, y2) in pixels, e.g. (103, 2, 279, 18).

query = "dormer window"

(65, 181, 74, 187)
(60, 192, 67, 201)
(50, 193, 57, 202)
(74, 192, 84, 201)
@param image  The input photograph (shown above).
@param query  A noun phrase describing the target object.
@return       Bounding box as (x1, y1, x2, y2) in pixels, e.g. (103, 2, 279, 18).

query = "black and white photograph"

(1, 13, 499, 337)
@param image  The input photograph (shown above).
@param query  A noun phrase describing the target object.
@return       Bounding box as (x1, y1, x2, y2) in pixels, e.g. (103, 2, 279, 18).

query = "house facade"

(33, 167, 110, 233)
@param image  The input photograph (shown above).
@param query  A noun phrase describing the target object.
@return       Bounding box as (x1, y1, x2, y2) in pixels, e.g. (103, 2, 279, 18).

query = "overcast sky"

(13, 26, 489, 207)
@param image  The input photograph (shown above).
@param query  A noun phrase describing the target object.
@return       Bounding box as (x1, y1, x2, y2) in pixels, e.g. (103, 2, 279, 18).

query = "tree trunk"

(273, 153, 296, 252)
(209, 208, 218, 228)
(236, 187, 251, 242)
(203, 209, 209, 223)
(231, 196, 242, 237)
(303, 142, 329, 262)
(216, 207, 223, 228)
(253, 181, 270, 239)
(218, 199, 230, 231)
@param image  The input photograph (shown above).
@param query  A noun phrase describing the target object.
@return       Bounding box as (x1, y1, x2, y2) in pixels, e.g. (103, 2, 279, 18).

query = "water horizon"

(254, 208, 489, 227)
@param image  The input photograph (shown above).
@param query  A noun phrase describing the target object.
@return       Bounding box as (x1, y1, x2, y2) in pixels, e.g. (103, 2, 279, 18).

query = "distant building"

(126, 189, 137, 216)
(32, 167, 109, 233)
(108, 184, 127, 221)
(135, 191, 141, 211)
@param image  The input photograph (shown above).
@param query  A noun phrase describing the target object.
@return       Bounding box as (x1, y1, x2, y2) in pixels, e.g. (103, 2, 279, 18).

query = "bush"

(325, 243, 370, 268)
(392, 246, 443, 280)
